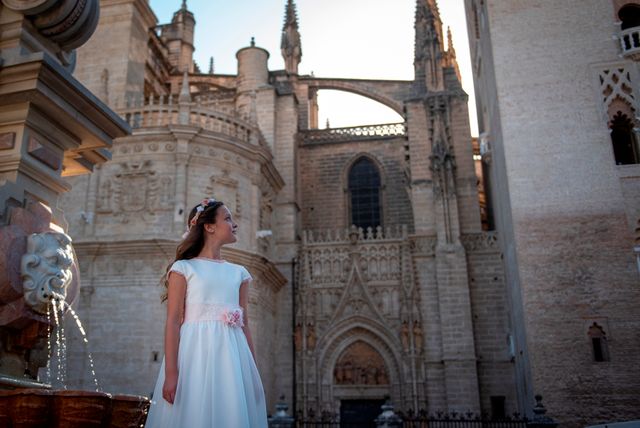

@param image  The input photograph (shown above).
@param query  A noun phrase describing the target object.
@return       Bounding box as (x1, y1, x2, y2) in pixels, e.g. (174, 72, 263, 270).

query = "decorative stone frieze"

(461, 232, 499, 253)
(408, 235, 437, 256)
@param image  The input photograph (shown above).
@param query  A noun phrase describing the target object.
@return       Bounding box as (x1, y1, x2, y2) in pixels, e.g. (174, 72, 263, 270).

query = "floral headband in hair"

(182, 198, 217, 238)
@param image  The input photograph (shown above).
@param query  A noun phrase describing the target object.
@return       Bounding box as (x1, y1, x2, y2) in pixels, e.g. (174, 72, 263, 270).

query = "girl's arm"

(239, 279, 256, 361)
(163, 271, 186, 404)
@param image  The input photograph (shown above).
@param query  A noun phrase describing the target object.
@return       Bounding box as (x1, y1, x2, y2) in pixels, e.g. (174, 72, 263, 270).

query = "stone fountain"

(0, 0, 149, 425)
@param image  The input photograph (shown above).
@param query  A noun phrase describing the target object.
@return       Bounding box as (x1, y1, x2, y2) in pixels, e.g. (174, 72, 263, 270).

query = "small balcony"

(620, 27, 640, 61)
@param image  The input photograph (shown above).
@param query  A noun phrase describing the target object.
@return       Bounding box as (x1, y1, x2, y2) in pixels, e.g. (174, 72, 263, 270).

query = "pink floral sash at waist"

(183, 302, 244, 327)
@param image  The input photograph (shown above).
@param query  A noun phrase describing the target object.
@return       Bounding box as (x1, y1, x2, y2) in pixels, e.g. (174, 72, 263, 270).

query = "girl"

(145, 198, 268, 428)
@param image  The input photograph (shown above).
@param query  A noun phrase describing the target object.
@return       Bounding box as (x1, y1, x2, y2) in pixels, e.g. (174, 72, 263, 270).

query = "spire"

(181, 0, 187, 10)
(284, 0, 299, 29)
(208, 56, 214, 74)
(444, 27, 461, 82)
(281, 0, 302, 75)
(414, 0, 445, 92)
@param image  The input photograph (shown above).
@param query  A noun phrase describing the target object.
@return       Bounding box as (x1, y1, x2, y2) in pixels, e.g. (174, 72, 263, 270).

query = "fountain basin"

(0, 388, 149, 427)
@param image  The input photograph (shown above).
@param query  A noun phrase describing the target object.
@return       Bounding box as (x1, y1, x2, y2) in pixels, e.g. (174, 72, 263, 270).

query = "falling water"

(45, 303, 52, 384)
(61, 301, 100, 391)
(42, 297, 101, 391)
(51, 299, 63, 387)
(58, 299, 67, 389)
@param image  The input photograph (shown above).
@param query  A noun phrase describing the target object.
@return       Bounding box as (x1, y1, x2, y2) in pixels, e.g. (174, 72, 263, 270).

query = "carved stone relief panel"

(369, 286, 400, 318)
(205, 170, 241, 218)
(333, 341, 389, 385)
(260, 187, 274, 231)
(95, 161, 173, 221)
(360, 244, 401, 282)
(308, 248, 349, 284)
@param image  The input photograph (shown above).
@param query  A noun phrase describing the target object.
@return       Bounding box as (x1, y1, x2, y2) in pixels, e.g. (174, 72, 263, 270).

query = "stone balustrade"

(300, 123, 406, 144)
(620, 27, 640, 61)
(116, 95, 267, 148)
(302, 225, 408, 245)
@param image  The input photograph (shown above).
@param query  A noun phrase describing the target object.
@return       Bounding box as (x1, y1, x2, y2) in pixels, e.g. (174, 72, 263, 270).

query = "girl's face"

(205, 205, 238, 244)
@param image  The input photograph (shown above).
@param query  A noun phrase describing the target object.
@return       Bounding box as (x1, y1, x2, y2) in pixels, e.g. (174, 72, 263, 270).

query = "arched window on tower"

(588, 323, 610, 362)
(619, 4, 640, 30)
(610, 111, 639, 165)
(348, 157, 381, 230)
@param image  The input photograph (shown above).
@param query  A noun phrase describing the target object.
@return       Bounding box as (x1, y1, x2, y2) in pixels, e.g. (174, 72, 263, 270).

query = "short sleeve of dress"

(240, 266, 252, 282)
(169, 260, 187, 278)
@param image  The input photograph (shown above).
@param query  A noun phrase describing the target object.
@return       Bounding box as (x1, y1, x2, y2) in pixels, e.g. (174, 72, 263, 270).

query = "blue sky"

(149, 0, 478, 135)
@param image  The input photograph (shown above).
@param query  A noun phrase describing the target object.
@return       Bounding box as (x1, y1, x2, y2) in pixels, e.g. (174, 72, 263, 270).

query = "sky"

(149, 0, 478, 136)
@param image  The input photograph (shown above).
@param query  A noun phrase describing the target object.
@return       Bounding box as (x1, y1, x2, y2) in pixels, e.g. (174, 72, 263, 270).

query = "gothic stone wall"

(464, 236, 517, 417)
(298, 136, 413, 231)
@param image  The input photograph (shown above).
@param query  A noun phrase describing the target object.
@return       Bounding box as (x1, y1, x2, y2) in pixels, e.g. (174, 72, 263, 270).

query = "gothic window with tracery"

(348, 157, 381, 230)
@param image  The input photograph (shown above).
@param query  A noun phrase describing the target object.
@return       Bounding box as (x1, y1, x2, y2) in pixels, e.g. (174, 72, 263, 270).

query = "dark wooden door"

(339, 399, 385, 428)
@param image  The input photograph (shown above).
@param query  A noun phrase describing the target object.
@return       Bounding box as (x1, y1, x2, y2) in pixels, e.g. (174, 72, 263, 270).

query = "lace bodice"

(169, 258, 251, 325)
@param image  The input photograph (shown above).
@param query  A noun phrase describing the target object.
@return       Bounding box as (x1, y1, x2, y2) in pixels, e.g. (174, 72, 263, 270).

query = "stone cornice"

(0, 52, 129, 176)
(73, 239, 288, 293)
(131, 0, 158, 30)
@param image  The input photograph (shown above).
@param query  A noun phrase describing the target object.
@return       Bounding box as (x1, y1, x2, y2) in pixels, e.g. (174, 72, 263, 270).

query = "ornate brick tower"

(464, 0, 640, 425)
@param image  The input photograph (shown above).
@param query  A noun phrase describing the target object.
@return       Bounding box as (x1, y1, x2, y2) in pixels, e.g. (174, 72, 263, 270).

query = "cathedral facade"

(62, 0, 514, 421)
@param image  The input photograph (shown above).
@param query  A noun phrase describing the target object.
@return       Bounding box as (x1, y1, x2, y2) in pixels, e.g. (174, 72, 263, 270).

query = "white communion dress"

(145, 258, 268, 428)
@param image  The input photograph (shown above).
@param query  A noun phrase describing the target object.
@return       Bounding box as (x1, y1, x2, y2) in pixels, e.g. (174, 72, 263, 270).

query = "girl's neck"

(197, 241, 223, 260)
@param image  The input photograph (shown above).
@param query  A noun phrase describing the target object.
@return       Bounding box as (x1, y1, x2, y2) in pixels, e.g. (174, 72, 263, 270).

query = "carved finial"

(181, 0, 187, 10)
(447, 26, 455, 56)
(179, 70, 191, 103)
(445, 26, 461, 81)
(251, 36, 255, 47)
(283, 0, 299, 30)
(281, 0, 302, 74)
(208, 56, 214, 74)
(326, 118, 330, 129)
(414, 0, 445, 92)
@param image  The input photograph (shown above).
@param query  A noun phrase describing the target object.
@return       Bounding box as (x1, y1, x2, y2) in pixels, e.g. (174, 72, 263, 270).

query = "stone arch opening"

(314, 320, 405, 412)
(315, 90, 404, 129)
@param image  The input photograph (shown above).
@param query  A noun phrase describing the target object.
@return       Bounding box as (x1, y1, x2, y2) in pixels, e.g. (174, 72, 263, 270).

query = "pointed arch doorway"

(332, 340, 390, 426)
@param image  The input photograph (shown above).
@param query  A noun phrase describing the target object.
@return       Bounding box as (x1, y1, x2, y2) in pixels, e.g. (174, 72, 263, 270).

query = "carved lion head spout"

(21, 232, 74, 314)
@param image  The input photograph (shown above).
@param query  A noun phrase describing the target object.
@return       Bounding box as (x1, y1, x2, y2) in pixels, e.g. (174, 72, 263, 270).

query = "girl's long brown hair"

(160, 200, 225, 302)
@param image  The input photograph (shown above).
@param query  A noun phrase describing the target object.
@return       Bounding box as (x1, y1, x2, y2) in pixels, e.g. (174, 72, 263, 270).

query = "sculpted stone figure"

(306, 323, 316, 350)
(294, 323, 302, 352)
(413, 320, 423, 351)
(401, 320, 410, 352)
(21, 231, 74, 314)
